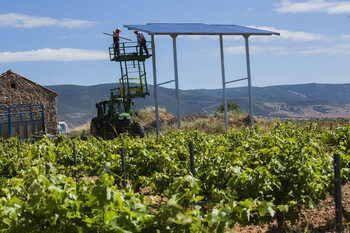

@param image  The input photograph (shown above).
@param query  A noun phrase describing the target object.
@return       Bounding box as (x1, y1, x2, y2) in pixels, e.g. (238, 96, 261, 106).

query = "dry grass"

(70, 108, 275, 137)
(72, 122, 90, 132)
(140, 108, 275, 135)
(69, 122, 90, 137)
(136, 107, 173, 126)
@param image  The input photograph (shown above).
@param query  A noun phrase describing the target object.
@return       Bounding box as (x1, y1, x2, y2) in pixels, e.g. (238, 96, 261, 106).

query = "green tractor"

(90, 90, 144, 139)
(90, 39, 151, 139)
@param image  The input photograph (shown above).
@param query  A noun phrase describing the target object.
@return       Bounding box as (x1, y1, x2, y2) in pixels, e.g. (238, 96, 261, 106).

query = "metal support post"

(34, 120, 37, 134)
(189, 141, 196, 177)
(121, 147, 127, 188)
(219, 34, 228, 131)
(334, 153, 343, 233)
(18, 122, 21, 140)
(8, 106, 12, 137)
(73, 143, 78, 182)
(244, 35, 254, 126)
(30, 105, 33, 122)
(25, 121, 28, 139)
(151, 35, 160, 137)
(41, 105, 45, 134)
(142, 60, 147, 94)
(171, 35, 181, 129)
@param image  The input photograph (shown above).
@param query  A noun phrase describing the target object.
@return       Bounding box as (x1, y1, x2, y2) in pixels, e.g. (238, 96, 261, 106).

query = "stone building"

(0, 70, 58, 135)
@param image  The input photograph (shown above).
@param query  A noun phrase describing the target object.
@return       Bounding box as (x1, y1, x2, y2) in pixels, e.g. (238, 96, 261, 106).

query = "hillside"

(46, 83, 350, 128)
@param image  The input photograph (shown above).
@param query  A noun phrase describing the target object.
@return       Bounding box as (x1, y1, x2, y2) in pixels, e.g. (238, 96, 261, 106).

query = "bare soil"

(234, 183, 350, 233)
(139, 184, 350, 232)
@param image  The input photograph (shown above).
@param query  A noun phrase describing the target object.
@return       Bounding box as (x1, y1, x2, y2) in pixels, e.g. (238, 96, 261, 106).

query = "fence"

(0, 104, 45, 140)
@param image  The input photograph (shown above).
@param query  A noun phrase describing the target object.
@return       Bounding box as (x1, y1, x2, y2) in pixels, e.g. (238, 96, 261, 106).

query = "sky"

(0, 0, 350, 90)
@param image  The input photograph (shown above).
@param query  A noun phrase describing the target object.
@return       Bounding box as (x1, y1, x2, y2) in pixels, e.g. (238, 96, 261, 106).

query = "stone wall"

(0, 70, 58, 135)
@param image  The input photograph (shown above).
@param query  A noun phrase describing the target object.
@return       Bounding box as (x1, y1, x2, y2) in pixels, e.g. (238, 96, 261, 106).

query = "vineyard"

(0, 122, 350, 232)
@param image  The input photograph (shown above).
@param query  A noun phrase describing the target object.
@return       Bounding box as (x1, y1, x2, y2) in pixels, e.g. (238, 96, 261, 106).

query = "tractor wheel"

(131, 122, 145, 138)
(105, 123, 117, 140)
(90, 118, 99, 137)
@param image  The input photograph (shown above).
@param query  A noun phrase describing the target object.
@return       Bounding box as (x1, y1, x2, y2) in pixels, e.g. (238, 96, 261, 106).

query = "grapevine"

(0, 122, 348, 232)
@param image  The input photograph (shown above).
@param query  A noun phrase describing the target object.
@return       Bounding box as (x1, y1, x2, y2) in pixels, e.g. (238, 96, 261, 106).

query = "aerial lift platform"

(108, 41, 152, 99)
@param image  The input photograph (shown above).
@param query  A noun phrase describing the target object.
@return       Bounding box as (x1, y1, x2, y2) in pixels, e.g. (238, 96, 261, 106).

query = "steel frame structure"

(124, 23, 280, 136)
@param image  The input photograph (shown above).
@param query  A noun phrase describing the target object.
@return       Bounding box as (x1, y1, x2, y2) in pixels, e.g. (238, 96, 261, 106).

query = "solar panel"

(214, 25, 279, 35)
(124, 23, 280, 36)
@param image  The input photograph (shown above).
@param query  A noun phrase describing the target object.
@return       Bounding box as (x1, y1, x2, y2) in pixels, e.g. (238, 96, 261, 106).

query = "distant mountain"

(46, 83, 350, 128)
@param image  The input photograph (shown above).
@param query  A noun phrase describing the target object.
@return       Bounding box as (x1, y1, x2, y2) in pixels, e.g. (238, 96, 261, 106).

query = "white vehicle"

(58, 122, 69, 136)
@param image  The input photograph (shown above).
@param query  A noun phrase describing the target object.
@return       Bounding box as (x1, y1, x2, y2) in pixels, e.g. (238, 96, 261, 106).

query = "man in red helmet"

(113, 28, 121, 57)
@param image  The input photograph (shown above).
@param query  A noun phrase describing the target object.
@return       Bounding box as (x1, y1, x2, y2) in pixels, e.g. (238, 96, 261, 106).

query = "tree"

(216, 100, 241, 113)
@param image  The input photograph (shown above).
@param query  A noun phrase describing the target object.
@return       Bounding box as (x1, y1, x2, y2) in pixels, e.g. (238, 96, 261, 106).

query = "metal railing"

(0, 104, 45, 140)
(108, 41, 152, 61)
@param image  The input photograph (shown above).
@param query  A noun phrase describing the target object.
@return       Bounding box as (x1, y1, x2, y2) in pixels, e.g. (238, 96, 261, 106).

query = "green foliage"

(216, 100, 241, 114)
(0, 122, 348, 232)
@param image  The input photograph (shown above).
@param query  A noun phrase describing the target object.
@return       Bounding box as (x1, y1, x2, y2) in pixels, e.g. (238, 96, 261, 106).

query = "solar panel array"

(124, 23, 279, 36)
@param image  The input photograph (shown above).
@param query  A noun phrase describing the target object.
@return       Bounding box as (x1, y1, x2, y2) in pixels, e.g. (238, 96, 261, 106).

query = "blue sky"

(0, 0, 350, 90)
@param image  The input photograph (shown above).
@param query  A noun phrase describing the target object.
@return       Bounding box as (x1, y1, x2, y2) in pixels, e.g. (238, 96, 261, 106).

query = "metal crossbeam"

(225, 77, 248, 85)
(157, 79, 175, 86)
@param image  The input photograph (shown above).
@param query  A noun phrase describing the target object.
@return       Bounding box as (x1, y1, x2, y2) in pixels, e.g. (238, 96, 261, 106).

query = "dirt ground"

(234, 183, 350, 233)
(140, 184, 350, 232)
(84, 178, 349, 232)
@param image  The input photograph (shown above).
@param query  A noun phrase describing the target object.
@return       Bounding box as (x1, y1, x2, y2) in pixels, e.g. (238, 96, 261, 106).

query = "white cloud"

(225, 45, 245, 54)
(255, 26, 327, 42)
(0, 13, 98, 29)
(59, 34, 84, 40)
(341, 34, 350, 40)
(0, 48, 107, 63)
(299, 44, 350, 54)
(225, 45, 289, 55)
(276, 0, 350, 14)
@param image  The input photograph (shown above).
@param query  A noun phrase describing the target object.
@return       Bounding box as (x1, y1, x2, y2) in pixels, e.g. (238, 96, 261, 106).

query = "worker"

(57, 124, 62, 135)
(134, 30, 149, 56)
(113, 28, 121, 57)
